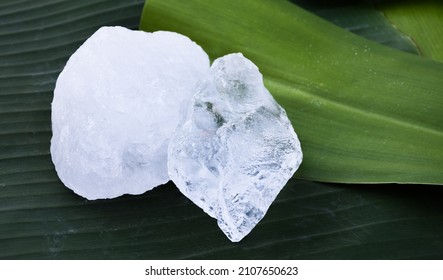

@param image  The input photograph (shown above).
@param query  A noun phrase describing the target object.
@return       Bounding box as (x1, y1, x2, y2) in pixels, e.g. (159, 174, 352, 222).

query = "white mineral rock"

(51, 26, 209, 199)
(168, 53, 302, 242)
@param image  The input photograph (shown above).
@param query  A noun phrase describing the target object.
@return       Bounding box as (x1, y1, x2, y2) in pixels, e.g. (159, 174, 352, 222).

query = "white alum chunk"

(51, 26, 209, 199)
(168, 53, 302, 242)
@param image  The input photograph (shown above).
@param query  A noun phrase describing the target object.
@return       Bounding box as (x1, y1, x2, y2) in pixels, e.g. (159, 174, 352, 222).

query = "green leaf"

(140, 0, 443, 184)
(293, 1, 420, 55)
(378, 0, 443, 62)
(2, 0, 443, 260)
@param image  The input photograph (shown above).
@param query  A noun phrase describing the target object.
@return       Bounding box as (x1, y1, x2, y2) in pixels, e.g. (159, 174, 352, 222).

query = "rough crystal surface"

(51, 26, 209, 199)
(168, 53, 302, 242)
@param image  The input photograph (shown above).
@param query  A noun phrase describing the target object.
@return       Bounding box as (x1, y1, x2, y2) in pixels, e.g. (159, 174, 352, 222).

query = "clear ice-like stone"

(51, 26, 209, 199)
(168, 53, 302, 242)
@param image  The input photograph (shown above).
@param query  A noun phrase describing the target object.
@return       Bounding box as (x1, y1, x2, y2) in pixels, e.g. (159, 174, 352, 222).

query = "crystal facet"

(168, 53, 302, 241)
(51, 26, 209, 199)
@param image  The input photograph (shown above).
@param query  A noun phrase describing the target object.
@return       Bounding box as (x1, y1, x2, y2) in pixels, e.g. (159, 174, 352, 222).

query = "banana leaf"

(1, 0, 443, 259)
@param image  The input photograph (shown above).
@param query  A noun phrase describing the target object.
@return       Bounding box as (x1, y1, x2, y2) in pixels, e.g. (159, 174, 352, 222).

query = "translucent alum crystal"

(168, 53, 302, 241)
(51, 26, 209, 199)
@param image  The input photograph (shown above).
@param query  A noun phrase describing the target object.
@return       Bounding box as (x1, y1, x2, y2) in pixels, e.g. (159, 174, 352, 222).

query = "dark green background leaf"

(294, 0, 443, 62)
(379, 0, 443, 62)
(4, 179, 443, 259)
(293, 1, 420, 55)
(1, 0, 443, 259)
